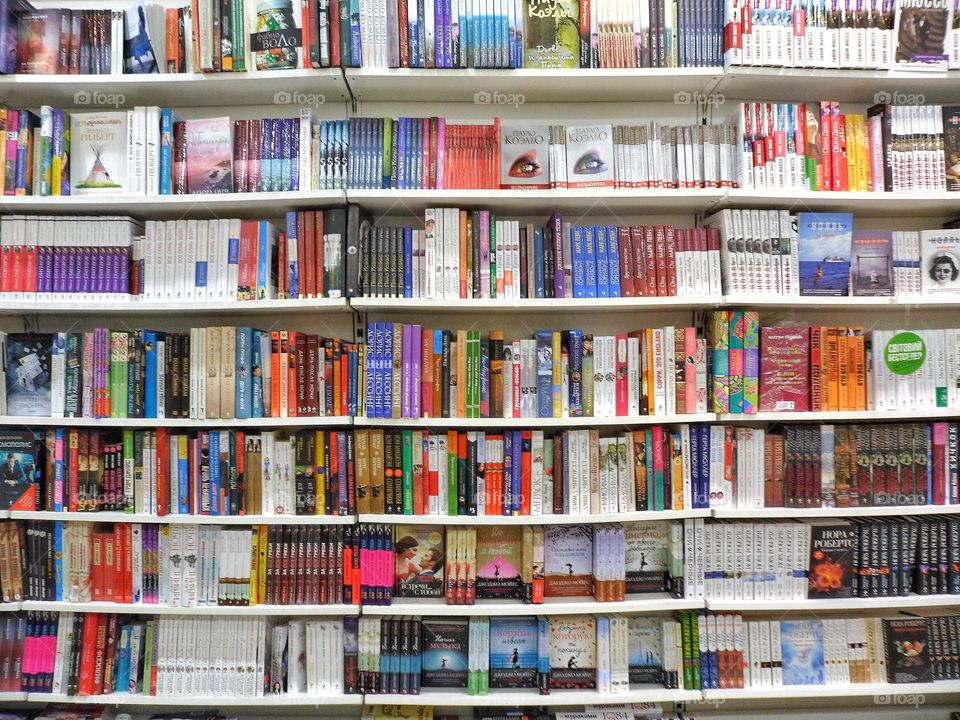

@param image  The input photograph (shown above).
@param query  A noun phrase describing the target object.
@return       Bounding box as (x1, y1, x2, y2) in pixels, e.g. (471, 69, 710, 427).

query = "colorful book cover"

(548, 615, 596, 689)
(70, 112, 129, 195)
(780, 620, 825, 685)
(627, 617, 665, 684)
(624, 521, 670, 593)
(394, 525, 445, 598)
(758, 326, 810, 412)
(248, 0, 304, 71)
(421, 618, 468, 688)
(476, 525, 523, 599)
(894, 0, 951, 70)
(850, 230, 894, 296)
(883, 617, 931, 683)
(489, 617, 538, 688)
(920, 229, 960, 294)
(16, 9, 60, 73)
(522, 0, 579, 68)
(944, 106, 960, 191)
(5, 333, 52, 417)
(498, 123, 550, 189)
(797, 212, 853, 296)
(185, 117, 233, 194)
(806, 520, 857, 598)
(564, 125, 615, 189)
(544, 525, 592, 597)
(0, 430, 39, 510)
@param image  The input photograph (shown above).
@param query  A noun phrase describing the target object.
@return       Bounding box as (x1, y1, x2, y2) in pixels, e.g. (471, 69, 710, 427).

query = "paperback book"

(421, 619, 469, 688)
(564, 125, 615, 189)
(394, 525, 445, 598)
(523, 0, 580, 69)
(806, 520, 857, 599)
(920, 229, 960, 294)
(70, 112, 129, 195)
(184, 117, 233, 194)
(884, 618, 931, 683)
(944, 106, 960, 191)
(498, 124, 551, 189)
(475, 526, 524, 599)
(627, 617, 665, 684)
(624, 521, 670, 593)
(780, 620, 825, 686)
(488, 617, 538, 688)
(894, 0, 952, 70)
(797, 212, 854, 296)
(544, 525, 593, 597)
(549, 615, 597, 689)
(4, 333, 52, 416)
(0, 430, 39, 511)
(850, 230, 894, 296)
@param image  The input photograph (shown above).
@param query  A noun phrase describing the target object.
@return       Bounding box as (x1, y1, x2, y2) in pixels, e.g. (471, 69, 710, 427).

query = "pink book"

(684, 327, 698, 414)
(759, 326, 810, 412)
(411, 324, 422, 418)
(401, 324, 412, 418)
(512, 339, 521, 418)
(479, 211, 490, 299)
(4, 111, 19, 196)
(868, 115, 885, 192)
(436, 118, 446, 189)
(422, 118, 431, 190)
(615, 334, 628, 416)
(421, 329, 434, 418)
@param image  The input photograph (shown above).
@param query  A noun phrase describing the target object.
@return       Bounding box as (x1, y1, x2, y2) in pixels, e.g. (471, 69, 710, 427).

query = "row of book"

(4, 522, 358, 608)
(0, 328, 360, 421)
(735, 102, 960, 194)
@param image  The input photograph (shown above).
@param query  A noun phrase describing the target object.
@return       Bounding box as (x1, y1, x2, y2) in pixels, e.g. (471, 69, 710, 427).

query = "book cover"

(5, 333, 52, 417)
(544, 525, 592, 597)
(70, 112, 129, 195)
(624, 521, 670, 593)
(475, 525, 523, 599)
(944, 106, 960, 191)
(564, 125, 615, 189)
(185, 117, 233, 194)
(806, 520, 857, 599)
(797, 212, 854, 296)
(421, 618, 468, 688)
(16, 9, 59, 73)
(627, 616, 665, 684)
(523, 0, 580, 68)
(920, 229, 960, 294)
(549, 614, 596, 689)
(758, 326, 810, 412)
(498, 123, 550, 189)
(394, 525, 444, 598)
(0, 430, 39, 510)
(894, 0, 951, 70)
(489, 617, 539, 688)
(780, 620, 825, 685)
(850, 230, 894, 296)
(884, 618, 931, 683)
(249, 0, 304, 71)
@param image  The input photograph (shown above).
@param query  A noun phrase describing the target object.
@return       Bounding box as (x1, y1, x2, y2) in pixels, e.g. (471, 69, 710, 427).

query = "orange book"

(459, 210, 468, 298)
(102, 531, 115, 602)
(270, 331, 281, 417)
(370, 430, 386, 514)
(520, 430, 532, 515)
(837, 330, 849, 411)
(456, 330, 467, 417)
(421, 329, 434, 417)
(165, 9, 179, 72)
(852, 331, 866, 410)
(824, 328, 839, 412)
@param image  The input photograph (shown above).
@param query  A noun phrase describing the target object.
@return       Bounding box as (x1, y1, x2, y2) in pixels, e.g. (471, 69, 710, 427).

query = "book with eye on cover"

(499, 124, 551, 189)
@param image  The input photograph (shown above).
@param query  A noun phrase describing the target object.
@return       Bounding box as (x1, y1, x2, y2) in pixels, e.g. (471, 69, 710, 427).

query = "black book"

(884, 617, 931, 683)
(421, 618, 468, 688)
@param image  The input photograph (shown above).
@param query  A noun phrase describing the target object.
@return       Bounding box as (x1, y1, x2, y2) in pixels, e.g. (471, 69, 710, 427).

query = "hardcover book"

(185, 117, 233, 194)
(894, 0, 951, 70)
(0, 430, 39, 510)
(523, 0, 580, 69)
(489, 617, 539, 688)
(797, 212, 854, 296)
(4, 333, 53, 417)
(564, 125, 615, 189)
(758, 326, 810, 412)
(475, 525, 523, 599)
(624, 521, 670, 593)
(421, 619, 469, 688)
(944, 106, 960, 191)
(394, 525, 445, 598)
(883, 618, 931, 683)
(549, 614, 596, 689)
(544, 525, 593, 597)
(806, 520, 857, 598)
(498, 124, 551, 189)
(627, 617, 665, 684)
(920, 229, 960, 294)
(850, 230, 894, 296)
(70, 112, 129, 195)
(780, 620, 825, 685)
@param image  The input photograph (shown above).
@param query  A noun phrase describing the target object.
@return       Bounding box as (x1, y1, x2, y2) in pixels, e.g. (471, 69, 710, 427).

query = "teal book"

(489, 617, 539, 688)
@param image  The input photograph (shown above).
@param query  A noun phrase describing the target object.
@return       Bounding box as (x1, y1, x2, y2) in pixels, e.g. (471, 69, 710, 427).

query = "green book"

(123, 430, 134, 512)
(447, 436, 459, 515)
(402, 429, 414, 515)
(109, 331, 128, 419)
(142, 620, 155, 693)
(489, 214, 497, 299)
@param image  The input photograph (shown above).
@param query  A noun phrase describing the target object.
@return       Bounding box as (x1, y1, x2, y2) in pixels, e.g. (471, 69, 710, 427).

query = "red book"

(238, 221, 257, 301)
(618, 226, 635, 297)
(933, 423, 948, 505)
(156, 429, 170, 515)
(421, 329, 434, 418)
(520, 430, 532, 515)
(615, 334, 628, 415)
(91, 614, 107, 694)
(397, 0, 409, 66)
(298, 211, 309, 297)
(68, 429, 80, 512)
(830, 102, 844, 191)
(122, 523, 133, 603)
(654, 226, 668, 297)
(313, 211, 325, 296)
(102, 531, 115, 602)
(76, 613, 99, 695)
(759, 326, 810, 412)
(819, 101, 833, 191)
(329, 0, 341, 66)
(301, 0, 313, 68)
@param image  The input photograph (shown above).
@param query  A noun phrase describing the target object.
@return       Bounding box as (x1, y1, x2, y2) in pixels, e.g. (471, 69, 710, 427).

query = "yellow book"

(257, 525, 268, 604)
(314, 430, 327, 515)
(457, 330, 467, 417)
(845, 114, 858, 192)
(249, 528, 259, 605)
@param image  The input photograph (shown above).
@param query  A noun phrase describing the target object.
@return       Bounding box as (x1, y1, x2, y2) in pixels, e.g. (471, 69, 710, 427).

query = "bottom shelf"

(363, 687, 702, 706)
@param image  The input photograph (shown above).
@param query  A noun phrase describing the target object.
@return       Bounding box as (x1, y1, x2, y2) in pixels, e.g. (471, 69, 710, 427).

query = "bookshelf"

(20, 600, 361, 616)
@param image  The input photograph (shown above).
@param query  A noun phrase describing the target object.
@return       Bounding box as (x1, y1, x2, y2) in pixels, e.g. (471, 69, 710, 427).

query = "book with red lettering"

(759, 326, 810, 412)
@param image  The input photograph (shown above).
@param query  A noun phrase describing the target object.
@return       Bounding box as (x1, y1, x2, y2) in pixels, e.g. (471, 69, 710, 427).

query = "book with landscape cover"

(884, 618, 931, 683)
(499, 124, 551, 189)
(544, 525, 593, 597)
(624, 521, 670, 593)
(475, 525, 523, 599)
(185, 117, 233, 194)
(4, 333, 53, 417)
(627, 616, 665, 684)
(850, 230, 894, 296)
(489, 617, 539, 688)
(70, 112, 129, 195)
(780, 620, 825, 685)
(806, 520, 857, 598)
(393, 524, 445, 598)
(798, 212, 853, 296)
(549, 614, 596, 689)
(421, 619, 469, 688)
(523, 0, 580, 69)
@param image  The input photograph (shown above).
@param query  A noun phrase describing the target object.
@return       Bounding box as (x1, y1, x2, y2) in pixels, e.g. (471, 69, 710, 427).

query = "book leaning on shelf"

(3, 521, 360, 606)
(0, 327, 360, 420)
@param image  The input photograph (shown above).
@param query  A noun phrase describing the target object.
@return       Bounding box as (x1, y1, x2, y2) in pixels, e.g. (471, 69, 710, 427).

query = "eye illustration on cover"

(572, 149, 607, 175)
(508, 151, 543, 178)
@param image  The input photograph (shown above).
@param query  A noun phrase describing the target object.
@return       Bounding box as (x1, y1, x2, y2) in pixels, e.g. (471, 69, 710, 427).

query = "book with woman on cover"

(394, 525, 444, 598)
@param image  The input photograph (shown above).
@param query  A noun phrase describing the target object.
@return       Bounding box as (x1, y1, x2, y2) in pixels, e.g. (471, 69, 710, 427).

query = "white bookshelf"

(713, 505, 960, 519)
(355, 413, 717, 428)
(10, 510, 355, 525)
(363, 687, 703, 706)
(359, 509, 710, 525)
(364, 594, 703, 616)
(0, 416, 352, 428)
(20, 600, 360, 616)
(706, 595, 960, 612)
(351, 296, 718, 313)
(24, 692, 365, 706)
(716, 408, 960, 423)
(699, 682, 960, 701)
(0, 298, 349, 316)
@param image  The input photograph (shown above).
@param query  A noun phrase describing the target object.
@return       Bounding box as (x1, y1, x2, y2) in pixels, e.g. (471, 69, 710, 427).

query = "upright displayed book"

(475, 526, 524, 599)
(421, 619, 469, 688)
(70, 112, 128, 195)
(549, 615, 597, 689)
(780, 620, 825, 686)
(498, 124, 551, 189)
(850, 230, 894, 296)
(4, 333, 52, 416)
(544, 526, 593, 597)
(806, 520, 857, 598)
(920, 229, 960, 294)
(798, 212, 854, 296)
(894, 0, 952, 69)
(0, 430, 39, 510)
(488, 617, 539, 688)
(884, 618, 931, 683)
(394, 525, 445, 598)
(944, 106, 960, 191)
(564, 125, 615, 189)
(184, 117, 233, 194)
(523, 0, 580, 68)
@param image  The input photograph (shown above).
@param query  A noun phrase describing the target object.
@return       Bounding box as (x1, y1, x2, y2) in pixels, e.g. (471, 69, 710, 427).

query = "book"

(624, 521, 670, 593)
(627, 616, 665, 684)
(70, 112, 129, 195)
(394, 525, 444, 598)
(884, 618, 931, 683)
(523, 0, 580, 69)
(797, 212, 854, 296)
(184, 117, 233, 194)
(548, 614, 596, 689)
(498, 124, 550, 190)
(544, 525, 593, 597)
(4, 333, 52, 416)
(488, 617, 538, 688)
(944, 106, 960, 191)
(894, 0, 952, 70)
(850, 230, 894, 296)
(806, 520, 857, 599)
(0, 430, 38, 510)
(920, 229, 960, 294)
(780, 620, 825, 685)
(475, 525, 524, 599)
(421, 618, 469, 688)
(564, 125, 615, 189)
(758, 326, 809, 412)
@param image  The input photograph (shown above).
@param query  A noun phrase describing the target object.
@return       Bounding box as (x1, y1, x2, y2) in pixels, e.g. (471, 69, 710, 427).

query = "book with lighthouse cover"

(70, 112, 129, 195)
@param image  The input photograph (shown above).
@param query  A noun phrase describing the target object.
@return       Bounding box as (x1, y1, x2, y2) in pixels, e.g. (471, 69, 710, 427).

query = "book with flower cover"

(806, 520, 857, 598)
(185, 117, 233, 194)
(549, 614, 596, 689)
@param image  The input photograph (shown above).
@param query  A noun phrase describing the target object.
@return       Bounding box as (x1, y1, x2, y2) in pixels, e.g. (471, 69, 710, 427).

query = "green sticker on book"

(884, 331, 925, 376)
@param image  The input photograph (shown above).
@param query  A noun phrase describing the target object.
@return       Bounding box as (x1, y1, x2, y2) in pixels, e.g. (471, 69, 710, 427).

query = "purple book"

(552, 211, 564, 299)
(411, 324, 421, 418)
(479, 211, 490, 298)
(401, 323, 412, 418)
(37, 230, 49, 294)
(290, 118, 300, 191)
(503, 430, 513, 515)
(337, 430, 348, 514)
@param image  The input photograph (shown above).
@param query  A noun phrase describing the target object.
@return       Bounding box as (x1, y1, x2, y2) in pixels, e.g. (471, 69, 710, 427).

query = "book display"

(5, 4, 960, 720)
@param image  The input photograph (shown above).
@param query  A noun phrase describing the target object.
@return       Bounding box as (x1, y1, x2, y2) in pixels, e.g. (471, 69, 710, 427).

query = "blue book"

(503, 430, 513, 515)
(583, 226, 598, 298)
(595, 226, 610, 297)
(209, 431, 221, 515)
(365, 323, 376, 417)
(53, 521, 64, 600)
(533, 228, 545, 298)
(236, 327, 253, 419)
(259, 118, 272, 192)
(797, 211, 854, 296)
(251, 331, 264, 418)
(291, 117, 300, 191)
(489, 617, 538, 688)
(571, 226, 586, 298)
(535, 331, 552, 418)
(689, 426, 700, 512)
(512, 430, 522, 514)
(780, 620, 825, 685)
(382, 323, 394, 418)
(159, 108, 175, 194)
(403, 227, 413, 297)
(279, 119, 292, 191)
(607, 226, 622, 297)
(144, 331, 158, 418)
(256, 221, 276, 300)
(350, 0, 362, 65)
(117, 625, 131, 693)
(285, 212, 299, 298)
